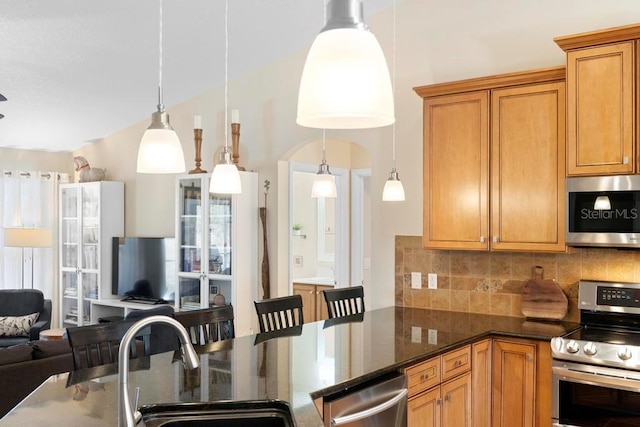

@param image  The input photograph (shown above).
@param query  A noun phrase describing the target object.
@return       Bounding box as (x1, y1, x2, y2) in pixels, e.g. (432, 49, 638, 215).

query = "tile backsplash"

(395, 235, 640, 322)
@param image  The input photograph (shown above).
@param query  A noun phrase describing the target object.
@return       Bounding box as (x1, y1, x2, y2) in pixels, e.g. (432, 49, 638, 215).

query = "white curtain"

(0, 171, 68, 314)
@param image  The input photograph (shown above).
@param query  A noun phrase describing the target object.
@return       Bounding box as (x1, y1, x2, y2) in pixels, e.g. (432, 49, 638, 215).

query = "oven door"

(552, 360, 640, 426)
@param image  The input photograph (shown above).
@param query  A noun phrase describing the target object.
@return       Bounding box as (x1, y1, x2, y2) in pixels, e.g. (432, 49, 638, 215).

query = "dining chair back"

(175, 305, 235, 346)
(254, 294, 304, 333)
(323, 286, 365, 319)
(66, 320, 151, 370)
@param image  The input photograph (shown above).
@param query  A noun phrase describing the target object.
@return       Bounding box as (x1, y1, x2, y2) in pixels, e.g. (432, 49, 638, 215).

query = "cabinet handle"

(493, 236, 498, 243)
(445, 394, 451, 402)
(526, 354, 532, 362)
(479, 236, 485, 243)
(624, 156, 629, 164)
(421, 374, 430, 381)
(436, 398, 442, 406)
(454, 360, 462, 367)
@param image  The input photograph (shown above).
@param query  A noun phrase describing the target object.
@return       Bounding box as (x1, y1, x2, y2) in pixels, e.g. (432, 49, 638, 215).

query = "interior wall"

(291, 171, 317, 279)
(0, 148, 73, 175)
(70, 0, 640, 309)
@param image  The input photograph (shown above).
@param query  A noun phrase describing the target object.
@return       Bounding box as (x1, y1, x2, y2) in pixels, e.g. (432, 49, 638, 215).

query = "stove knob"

(618, 347, 633, 361)
(550, 337, 564, 352)
(583, 342, 597, 356)
(566, 340, 580, 354)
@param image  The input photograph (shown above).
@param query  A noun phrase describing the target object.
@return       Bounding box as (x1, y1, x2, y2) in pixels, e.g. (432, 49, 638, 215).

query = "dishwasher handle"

(330, 388, 408, 426)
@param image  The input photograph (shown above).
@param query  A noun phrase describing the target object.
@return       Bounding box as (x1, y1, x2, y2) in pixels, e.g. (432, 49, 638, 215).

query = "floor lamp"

(3, 228, 53, 290)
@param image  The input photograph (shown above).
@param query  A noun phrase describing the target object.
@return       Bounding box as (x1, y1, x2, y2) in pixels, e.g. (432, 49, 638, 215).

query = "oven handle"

(553, 365, 640, 393)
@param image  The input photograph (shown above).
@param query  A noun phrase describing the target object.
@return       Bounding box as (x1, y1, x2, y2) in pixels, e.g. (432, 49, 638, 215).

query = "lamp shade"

(137, 112, 186, 173)
(4, 228, 53, 248)
(210, 148, 242, 194)
(311, 173, 337, 198)
(297, 0, 394, 129)
(382, 174, 405, 202)
(594, 195, 611, 210)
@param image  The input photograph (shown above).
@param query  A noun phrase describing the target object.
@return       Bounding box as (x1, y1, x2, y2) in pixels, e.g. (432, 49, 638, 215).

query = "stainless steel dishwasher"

(321, 373, 407, 427)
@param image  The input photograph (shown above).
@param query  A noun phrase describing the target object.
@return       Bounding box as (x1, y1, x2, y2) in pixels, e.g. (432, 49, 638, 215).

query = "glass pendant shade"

(137, 111, 186, 173)
(210, 148, 241, 194)
(594, 195, 611, 210)
(311, 161, 337, 198)
(382, 169, 405, 201)
(297, 0, 394, 129)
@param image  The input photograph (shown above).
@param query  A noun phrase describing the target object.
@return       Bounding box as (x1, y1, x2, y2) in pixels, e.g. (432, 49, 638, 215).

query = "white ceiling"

(0, 0, 395, 152)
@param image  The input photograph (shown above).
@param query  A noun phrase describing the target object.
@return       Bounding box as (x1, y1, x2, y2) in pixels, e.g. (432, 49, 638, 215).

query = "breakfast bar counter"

(0, 306, 579, 426)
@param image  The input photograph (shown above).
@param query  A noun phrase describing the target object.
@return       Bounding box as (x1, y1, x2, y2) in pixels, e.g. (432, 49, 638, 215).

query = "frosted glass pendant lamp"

(210, 0, 242, 194)
(137, 0, 186, 173)
(382, 0, 405, 202)
(382, 169, 405, 201)
(297, 0, 394, 129)
(311, 131, 337, 198)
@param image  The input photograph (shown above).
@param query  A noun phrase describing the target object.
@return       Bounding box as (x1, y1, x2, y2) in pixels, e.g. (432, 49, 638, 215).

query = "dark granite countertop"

(0, 307, 579, 426)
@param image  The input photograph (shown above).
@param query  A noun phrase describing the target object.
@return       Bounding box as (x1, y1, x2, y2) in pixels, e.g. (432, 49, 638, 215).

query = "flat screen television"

(111, 237, 176, 303)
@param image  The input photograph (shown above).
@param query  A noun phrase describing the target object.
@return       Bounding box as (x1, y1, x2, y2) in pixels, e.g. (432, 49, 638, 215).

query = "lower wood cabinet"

(491, 338, 551, 427)
(472, 339, 492, 427)
(292, 283, 332, 322)
(405, 337, 551, 427)
(408, 373, 472, 427)
(406, 345, 472, 427)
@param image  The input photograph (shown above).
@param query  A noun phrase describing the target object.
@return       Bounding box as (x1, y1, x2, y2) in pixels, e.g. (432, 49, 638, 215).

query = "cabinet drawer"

(405, 356, 441, 397)
(442, 345, 471, 381)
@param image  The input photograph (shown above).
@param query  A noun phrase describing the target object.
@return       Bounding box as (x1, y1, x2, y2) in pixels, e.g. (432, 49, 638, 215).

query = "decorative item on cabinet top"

(73, 156, 106, 182)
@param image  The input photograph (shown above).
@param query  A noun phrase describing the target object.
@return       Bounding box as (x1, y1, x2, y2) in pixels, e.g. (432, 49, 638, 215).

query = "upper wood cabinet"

(415, 67, 567, 252)
(555, 24, 640, 176)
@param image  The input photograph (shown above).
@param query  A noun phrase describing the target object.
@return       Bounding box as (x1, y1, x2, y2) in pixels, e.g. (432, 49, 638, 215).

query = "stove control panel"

(551, 336, 640, 370)
(579, 280, 640, 314)
(596, 286, 640, 307)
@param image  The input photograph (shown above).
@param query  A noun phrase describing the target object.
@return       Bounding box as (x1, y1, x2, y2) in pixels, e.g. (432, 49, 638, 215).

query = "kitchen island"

(0, 307, 579, 426)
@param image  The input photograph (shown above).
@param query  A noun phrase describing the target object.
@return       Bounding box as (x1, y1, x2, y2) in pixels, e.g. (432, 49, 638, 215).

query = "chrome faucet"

(118, 315, 200, 427)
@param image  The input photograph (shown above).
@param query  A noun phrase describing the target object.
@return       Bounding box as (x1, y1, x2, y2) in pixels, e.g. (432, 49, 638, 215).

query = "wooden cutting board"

(521, 266, 568, 320)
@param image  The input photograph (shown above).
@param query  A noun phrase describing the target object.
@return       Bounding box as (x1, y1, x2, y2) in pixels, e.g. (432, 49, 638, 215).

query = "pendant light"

(210, 0, 242, 194)
(382, 0, 405, 202)
(311, 129, 337, 198)
(594, 195, 611, 210)
(137, 0, 186, 174)
(297, 0, 394, 129)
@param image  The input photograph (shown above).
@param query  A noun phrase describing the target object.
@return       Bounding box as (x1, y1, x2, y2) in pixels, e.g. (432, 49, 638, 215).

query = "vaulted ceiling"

(0, 0, 394, 152)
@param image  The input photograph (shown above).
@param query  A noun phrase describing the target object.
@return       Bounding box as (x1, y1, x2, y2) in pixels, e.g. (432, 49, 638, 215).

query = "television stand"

(121, 295, 169, 305)
(90, 299, 176, 324)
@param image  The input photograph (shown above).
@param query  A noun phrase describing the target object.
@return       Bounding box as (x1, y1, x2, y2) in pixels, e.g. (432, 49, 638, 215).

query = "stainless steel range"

(551, 280, 640, 427)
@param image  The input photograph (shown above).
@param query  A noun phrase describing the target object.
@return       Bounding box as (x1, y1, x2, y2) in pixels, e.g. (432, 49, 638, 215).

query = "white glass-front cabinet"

(175, 172, 257, 336)
(59, 181, 124, 327)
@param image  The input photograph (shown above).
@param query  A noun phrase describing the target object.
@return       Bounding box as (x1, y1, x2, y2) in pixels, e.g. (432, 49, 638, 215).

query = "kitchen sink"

(138, 400, 296, 427)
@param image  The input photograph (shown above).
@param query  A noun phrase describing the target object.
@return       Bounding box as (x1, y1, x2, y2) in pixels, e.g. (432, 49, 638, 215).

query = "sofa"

(0, 339, 73, 418)
(0, 289, 52, 347)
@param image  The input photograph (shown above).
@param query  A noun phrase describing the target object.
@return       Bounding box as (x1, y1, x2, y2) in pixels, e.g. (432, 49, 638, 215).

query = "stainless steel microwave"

(567, 175, 640, 248)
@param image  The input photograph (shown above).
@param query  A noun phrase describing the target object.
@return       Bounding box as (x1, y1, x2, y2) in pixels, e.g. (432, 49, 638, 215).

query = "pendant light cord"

(391, 0, 396, 168)
(224, 0, 229, 150)
(157, 0, 164, 112)
(322, 128, 327, 162)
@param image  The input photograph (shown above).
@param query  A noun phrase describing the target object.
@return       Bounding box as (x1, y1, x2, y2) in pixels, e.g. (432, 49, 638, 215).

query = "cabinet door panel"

(441, 373, 471, 427)
(472, 339, 492, 427)
(316, 285, 332, 321)
(567, 42, 634, 175)
(492, 340, 535, 427)
(423, 92, 489, 250)
(491, 82, 566, 252)
(293, 283, 315, 322)
(408, 386, 441, 427)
